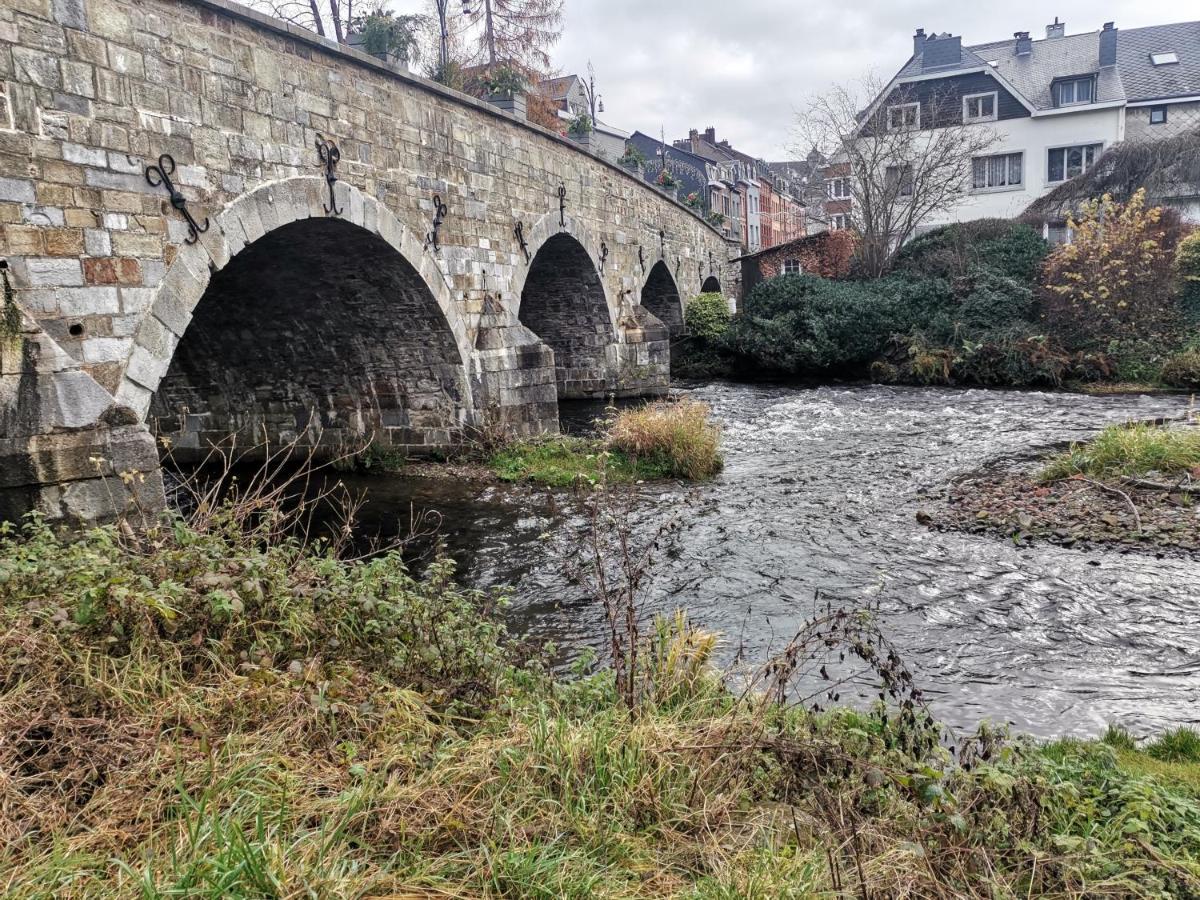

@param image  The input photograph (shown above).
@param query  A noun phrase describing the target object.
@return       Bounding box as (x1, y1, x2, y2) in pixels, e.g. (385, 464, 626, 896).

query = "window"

(885, 164, 914, 197)
(828, 177, 850, 199)
(1054, 76, 1094, 106)
(963, 91, 997, 122)
(1047, 143, 1101, 182)
(971, 152, 1023, 190)
(1045, 222, 1073, 246)
(830, 214, 849, 230)
(1150, 52, 1179, 66)
(782, 259, 802, 275)
(887, 102, 920, 130)
(1150, 106, 1168, 125)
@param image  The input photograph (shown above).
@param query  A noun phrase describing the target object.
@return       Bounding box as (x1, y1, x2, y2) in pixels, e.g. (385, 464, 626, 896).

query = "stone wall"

(0, 0, 735, 523)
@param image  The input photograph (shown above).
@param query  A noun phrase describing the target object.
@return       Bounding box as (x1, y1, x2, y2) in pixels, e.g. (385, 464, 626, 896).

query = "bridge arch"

(641, 260, 684, 337)
(514, 213, 619, 399)
(701, 275, 723, 295)
(117, 178, 474, 458)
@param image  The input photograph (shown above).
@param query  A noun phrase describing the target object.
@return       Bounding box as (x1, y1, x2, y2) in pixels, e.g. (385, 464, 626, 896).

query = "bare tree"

(252, 0, 423, 57)
(797, 73, 998, 277)
(462, 0, 563, 71)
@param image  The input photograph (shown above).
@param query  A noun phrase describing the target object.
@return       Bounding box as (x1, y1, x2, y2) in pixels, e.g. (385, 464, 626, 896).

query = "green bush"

(1161, 348, 1200, 388)
(1179, 231, 1200, 323)
(956, 268, 1037, 334)
(894, 220, 1049, 282)
(684, 291, 730, 342)
(724, 275, 901, 374)
(1106, 338, 1173, 384)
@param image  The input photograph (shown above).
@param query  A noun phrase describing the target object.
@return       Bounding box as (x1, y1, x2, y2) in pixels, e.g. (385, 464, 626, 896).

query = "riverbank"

(926, 421, 1200, 557)
(1, 509, 1199, 897)
(341, 397, 724, 488)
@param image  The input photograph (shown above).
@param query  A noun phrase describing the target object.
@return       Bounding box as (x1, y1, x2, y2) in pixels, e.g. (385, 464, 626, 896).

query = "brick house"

(737, 231, 858, 300)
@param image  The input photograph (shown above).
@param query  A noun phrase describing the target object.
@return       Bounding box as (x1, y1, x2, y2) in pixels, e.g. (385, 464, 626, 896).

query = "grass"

(490, 398, 723, 487)
(490, 436, 673, 487)
(2, 507, 1200, 897)
(1040, 421, 1200, 481)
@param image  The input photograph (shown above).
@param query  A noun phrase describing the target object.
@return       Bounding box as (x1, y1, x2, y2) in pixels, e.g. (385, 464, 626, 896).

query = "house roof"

(964, 32, 1125, 108)
(891, 20, 1200, 112)
(537, 74, 579, 100)
(1116, 21, 1200, 102)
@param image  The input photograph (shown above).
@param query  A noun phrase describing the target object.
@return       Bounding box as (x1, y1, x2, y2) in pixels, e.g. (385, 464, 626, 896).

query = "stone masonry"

(0, 0, 737, 524)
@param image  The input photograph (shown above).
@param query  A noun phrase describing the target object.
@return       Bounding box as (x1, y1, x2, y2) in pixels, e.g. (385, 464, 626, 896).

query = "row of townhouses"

(624, 127, 808, 254)
(819, 18, 1200, 240)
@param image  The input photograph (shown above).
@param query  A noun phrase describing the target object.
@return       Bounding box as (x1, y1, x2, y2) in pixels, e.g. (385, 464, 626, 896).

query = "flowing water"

(335, 384, 1200, 739)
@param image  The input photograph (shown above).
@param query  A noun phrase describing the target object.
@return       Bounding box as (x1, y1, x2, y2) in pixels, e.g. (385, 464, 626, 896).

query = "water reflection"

(332, 384, 1200, 739)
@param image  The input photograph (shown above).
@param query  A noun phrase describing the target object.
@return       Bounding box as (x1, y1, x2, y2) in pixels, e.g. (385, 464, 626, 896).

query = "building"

(666, 128, 808, 253)
(737, 231, 858, 299)
(859, 19, 1200, 235)
(538, 74, 629, 161)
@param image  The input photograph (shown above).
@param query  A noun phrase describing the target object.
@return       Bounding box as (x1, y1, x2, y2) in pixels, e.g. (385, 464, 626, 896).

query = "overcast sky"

(538, 0, 1195, 160)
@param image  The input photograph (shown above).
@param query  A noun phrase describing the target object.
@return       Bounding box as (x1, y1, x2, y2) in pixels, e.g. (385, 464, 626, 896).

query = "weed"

(1041, 422, 1200, 481)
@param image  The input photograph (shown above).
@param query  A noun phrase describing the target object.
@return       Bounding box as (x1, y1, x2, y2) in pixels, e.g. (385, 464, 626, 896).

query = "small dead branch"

(1073, 476, 1143, 533)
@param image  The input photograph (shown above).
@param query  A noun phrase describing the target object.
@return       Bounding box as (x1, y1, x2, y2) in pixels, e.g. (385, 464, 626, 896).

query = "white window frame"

(1053, 76, 1095, 107)
(887, 102, 920, 131)
(830, 214, 849, 230)
(781, 259, 803, 276)
(1149, 105, 1167, 125)
(1150, 52, 1179, 66)
(1046, 142, 1103, 184)
(885, 163, 914, 197)
(962, 91, 998, 123)
(970, 151, 1024, 193)
(828, 176, 851, 199)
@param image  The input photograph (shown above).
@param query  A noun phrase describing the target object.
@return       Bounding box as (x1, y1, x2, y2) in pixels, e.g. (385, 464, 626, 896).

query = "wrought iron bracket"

(426, 194, 447, 252)
(599, 241, 609, 275)
(145, 153, 209, 245)
(659, 229, 666, 259)
(638, 245, 645, 273)
(558, 184, 567, 228)
(697, 261, 703, 281)
(514, 220, 531, 263)
(315, 135, 342, 215)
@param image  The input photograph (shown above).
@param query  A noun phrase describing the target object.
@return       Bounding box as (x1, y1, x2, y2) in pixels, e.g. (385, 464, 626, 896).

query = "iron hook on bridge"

(145, 153, 209, 245)
(558, 184, 567, 228)
(514, 220, 531, 263)
(315, 135, 342, 216)
(426, 194, 448, 252)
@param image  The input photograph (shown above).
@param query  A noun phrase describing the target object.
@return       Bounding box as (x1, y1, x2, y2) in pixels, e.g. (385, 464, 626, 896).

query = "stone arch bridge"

(0, 0, 737, 523)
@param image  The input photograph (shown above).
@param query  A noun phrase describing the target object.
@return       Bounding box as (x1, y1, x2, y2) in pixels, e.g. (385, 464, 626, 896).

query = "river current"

(336, 384, 1200, 739)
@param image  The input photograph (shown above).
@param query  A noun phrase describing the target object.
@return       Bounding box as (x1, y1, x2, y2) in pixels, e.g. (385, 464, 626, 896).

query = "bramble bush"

(1179, 229, 1200, 323)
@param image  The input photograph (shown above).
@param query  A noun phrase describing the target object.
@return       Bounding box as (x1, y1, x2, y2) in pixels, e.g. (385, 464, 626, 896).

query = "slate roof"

(966, 32, 1125, 108)
(1116, 22, 1200, 101)
(892, 20, 1200, 111)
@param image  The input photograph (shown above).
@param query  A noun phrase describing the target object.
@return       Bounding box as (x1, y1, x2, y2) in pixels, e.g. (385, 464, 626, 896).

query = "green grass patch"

(3, 507, 1200, 897)
(489, 437, 673, 487)
(1040, 422, 1200, 481)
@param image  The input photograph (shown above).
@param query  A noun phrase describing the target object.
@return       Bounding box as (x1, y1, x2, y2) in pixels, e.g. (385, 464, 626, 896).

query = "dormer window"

(887, 102, 920, 130)
(963, 91, 998, 122)
(1054, 76, 1095, 106)
(1150, 52, 1179, 65)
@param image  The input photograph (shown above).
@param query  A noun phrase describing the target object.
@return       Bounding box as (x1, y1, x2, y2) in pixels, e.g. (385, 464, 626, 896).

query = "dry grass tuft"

(605, 397, 723, 480)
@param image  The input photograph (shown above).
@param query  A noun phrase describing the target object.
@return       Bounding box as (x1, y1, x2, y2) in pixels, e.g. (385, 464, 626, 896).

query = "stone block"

(0, 177, 36, 204)
(26, 257, 83, 286)
(56, 285, 119, 315)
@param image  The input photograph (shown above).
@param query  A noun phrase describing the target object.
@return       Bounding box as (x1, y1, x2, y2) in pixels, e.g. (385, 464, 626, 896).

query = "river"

(333, 384, 1200, 739)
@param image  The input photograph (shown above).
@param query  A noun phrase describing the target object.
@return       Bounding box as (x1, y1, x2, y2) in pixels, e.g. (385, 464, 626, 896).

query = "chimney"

(1046, 17, 1065, 39)
(913, 28, 926, 58)
(1014, 31, 1032, 55)
(703, 126, 716, 144)
(1100, 21, 1117, 67)
(921, 33, 962, 70)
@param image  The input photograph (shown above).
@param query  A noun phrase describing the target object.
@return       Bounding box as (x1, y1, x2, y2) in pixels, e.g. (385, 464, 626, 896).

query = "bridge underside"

(150, 217, 469, 461)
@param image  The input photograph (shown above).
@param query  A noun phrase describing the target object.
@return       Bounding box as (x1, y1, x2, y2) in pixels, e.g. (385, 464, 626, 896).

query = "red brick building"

(737, 231, 858, 300)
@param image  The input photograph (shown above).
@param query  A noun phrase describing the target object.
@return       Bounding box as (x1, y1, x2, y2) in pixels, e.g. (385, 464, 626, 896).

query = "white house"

(864, 19, 1200, 235)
